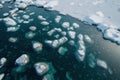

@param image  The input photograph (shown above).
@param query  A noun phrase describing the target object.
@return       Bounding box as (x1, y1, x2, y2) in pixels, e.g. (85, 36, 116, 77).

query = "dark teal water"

(0, 2, 120, 80)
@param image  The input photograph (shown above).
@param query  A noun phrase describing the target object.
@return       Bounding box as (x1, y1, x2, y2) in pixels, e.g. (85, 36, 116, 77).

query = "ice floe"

(41, 21, 49, 26)
(7, 27, 19, 32)
(75, 34, 86, 61)
(62, 22, 70, 29)
(45, 37, 68, 48)
(0, 4, 3, 9)
(15, 54, 29, 66)
(55, 15, 61, 23)
(32, 41, 43, 52)
(25, 31, 36, 39)
(34, 62, 49, 76)
(103, 28, 120, 45)
(68, 31, 76, 39)
(0, 73, 4, 80)
(8, 37, 18, 43)
(3, 17, 17, 26)
(97, 59, 108, 69)
(0, 57, 7, 68)
(29, 26, 37, 31)
(38, 15, 46, 21)
(84, 35, 92, 43)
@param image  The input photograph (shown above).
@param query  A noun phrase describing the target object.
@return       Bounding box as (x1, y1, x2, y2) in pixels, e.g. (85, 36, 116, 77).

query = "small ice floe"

(44, 0, 58, 9)
(3, 17, 17, 26)
(45, 37, 68, 48)
(41, 21, 49, 26)
(3, 13, 9, 17)
(15, 54, 29, 66)
(23, 15, 30, 20)
(9, 8, 19, 15)
(0, 57, 7, 68)
(103, 28, 120, 45)
(7, 27, 19, 32)
(47, 28, 62, 36)
(87, 53, 96, 68)
(72, 23, 80, 28)
(34, 62, 49, 76)
(55, 15, 61, 23)
(84, 35, 92, 43)
(0, 73, 4, 80)
(32, 41, 43, 52)
(8, 37, 18, 43)
(58, 47, 68, 55)
(25, 31, 36, 39)
(62, 22, 70, 29)
(38, 15, 46, 21)
(0, 4, 3, 9)
(75, 34, 86, 61)
(29, 26, 37, 31)
(97, 59, 108, 69)
(68, 31, 76, 39)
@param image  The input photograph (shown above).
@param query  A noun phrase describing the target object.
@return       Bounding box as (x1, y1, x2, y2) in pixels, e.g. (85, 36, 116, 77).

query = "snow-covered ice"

(15, 54, 29, 66)
(34, 62, 49, 76)
(3, 17, 17, 26)
(32, 41, 43, 52)
(97, 59, 108, 69)
(0, 57, 7, 68)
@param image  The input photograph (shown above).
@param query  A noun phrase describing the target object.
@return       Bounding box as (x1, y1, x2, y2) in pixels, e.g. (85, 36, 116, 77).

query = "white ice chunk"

(62, 22, 70, 28)
(38, 15, 46, 21)
(3, 17, 17, 26)
(7, 27, 19, 32)
(29, 26, 37, 31)
(72, 23, 80, 28)
(0, 73, 4, 80)
(34, 62, 49, 76)
(25, 32, 35, 39)
(103, 28, 120, 45)
(3, 13, 9, 17)
(0, 4, 3, 9)
(68, 31, 76, 39)
(8, 37, 18, 43)
(33, 41, 43, 52)
(84, 35, 92, 43)
(76, 34, 86, 61)
(23, 15, 30, 19)
(0, 57, 7, 68)
(97, 59, 108, 69)
(55, 15, 61, 23)
(41, 21, 49, 26)
(15, 54, 29, 66)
